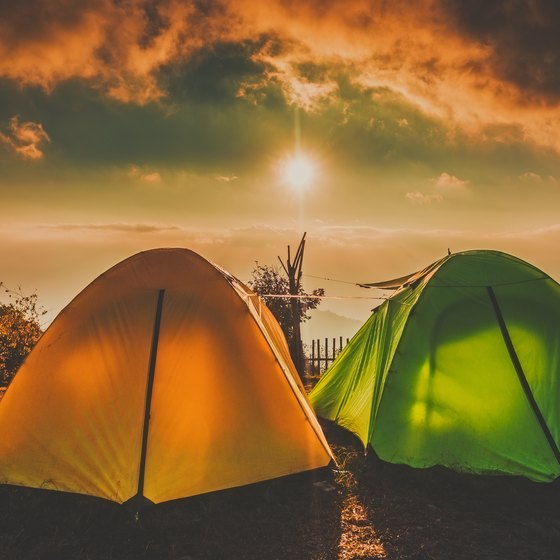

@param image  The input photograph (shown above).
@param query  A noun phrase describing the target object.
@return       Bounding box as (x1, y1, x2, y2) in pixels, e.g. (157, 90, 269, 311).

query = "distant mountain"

(301, 309, 363, 346)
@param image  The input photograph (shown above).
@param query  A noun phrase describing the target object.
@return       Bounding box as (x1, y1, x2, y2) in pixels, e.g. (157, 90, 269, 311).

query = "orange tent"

(0, 249, 332, 504)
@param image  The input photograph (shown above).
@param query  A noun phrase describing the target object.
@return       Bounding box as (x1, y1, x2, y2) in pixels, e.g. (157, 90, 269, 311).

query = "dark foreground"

(0, 423, 559, 560)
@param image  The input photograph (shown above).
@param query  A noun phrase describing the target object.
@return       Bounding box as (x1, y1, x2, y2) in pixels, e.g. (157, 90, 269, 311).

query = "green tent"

(309, 250, 560, 481)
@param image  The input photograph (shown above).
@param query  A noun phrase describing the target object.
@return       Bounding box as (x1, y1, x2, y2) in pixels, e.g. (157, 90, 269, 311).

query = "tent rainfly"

(310, 250, 560, 481)
(0, 249, 333, 504)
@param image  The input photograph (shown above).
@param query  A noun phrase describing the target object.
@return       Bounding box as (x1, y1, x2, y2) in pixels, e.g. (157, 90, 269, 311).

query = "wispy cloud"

(30, 221, 560, 253)
(128, 165, 163, 183)
(0, 116, 50, 160)
(41, 222, 180, 234)
(432, 172, 470, 197)
(239, 43, 339, 111)
(215, 175, 239, 182)
(519, 172, 559, 186)
(405, 191, 443, 205)
(3, 220, 558, 329)
(140, 172, 162, 183)
(404, 173, 469, 206)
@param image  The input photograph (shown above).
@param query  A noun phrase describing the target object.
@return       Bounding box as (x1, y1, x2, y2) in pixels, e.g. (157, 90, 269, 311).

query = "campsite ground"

(0, 421, 558, 560)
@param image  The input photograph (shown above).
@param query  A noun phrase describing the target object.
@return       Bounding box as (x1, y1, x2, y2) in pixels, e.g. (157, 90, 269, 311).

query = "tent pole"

(487, 286, 560, 465)
(137, 289, 166, 499)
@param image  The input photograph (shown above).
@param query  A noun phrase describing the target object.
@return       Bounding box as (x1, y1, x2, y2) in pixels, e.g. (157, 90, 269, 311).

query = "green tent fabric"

(309, 250, 560, 481)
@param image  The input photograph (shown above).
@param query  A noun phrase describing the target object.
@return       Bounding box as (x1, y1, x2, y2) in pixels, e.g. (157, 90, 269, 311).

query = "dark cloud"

(442, 0, 560, 101)
(0, 76, 293, 170)
(0, 69, 550, 181)
(1, 0, 560, 157)
(166, 40, 267, 103)
(0, 0, 98, 47)
(0, 0, 229, 103)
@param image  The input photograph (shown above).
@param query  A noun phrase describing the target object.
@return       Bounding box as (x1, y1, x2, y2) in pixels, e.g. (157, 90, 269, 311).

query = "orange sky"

(1, 0, 559, 325)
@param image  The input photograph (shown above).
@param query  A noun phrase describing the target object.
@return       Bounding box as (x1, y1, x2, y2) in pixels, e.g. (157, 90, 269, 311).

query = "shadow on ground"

(1, 423, 559, 560)
(0, 467, 341, 560)
(322, 421, 560, 560)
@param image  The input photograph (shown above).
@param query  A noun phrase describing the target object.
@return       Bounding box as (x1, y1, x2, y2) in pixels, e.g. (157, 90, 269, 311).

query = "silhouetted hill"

(301, 310, 363, 346)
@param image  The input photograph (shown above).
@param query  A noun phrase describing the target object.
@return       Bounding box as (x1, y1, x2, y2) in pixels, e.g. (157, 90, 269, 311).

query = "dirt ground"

(0, 421, 558, 560)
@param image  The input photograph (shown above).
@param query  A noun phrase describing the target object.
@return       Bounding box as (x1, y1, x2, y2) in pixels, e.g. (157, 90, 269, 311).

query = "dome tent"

(310, 250, 560, 481)
(0, 249, 333, 504)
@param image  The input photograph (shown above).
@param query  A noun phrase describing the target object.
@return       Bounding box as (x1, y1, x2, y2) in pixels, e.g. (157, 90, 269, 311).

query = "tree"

(249, 263, 324, 351)
(0, 283, 44, 387)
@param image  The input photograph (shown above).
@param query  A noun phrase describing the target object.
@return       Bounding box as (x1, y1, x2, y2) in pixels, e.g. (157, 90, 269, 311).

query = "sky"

(1, 0, 559, 327)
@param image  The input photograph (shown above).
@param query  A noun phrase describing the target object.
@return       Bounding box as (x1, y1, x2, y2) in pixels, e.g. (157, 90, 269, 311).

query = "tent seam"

(486, 285, 560, 467)
(215, 270, 334, 463)
(135, 288, 165, 501)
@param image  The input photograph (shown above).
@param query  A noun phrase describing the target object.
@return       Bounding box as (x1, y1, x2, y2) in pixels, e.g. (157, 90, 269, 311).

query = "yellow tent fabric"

(0, 249, 332, 504)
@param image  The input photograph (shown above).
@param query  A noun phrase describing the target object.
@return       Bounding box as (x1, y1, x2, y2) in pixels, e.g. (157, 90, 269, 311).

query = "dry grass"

(0, 423, 559, 560)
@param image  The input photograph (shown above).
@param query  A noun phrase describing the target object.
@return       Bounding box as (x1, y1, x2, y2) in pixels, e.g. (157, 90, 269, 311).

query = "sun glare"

(280, 152, 317, 190)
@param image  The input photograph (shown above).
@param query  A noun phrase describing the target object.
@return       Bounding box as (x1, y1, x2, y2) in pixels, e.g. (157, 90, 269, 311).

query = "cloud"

(441, 0, 560, 101)
(307, 222, 560, 281)
(1, 0, 560, 152)
(405, 191, 443, 205)
(519, 172, 559, 186)
(520, 171, 544, 182)
(128, 165, 162, 183)
(229, 0, 560, 149)
(215, 175, 239, 182)
(140, 171, 162, 183)
(239, 43, 340, 111)
(4, 220, 560, 326)
(0, 0, 226, 105)
(127, 165, 141, 177)
(403, 173, 469, 206)
(433, 172, 470, 192)
(42, 222, 180, 234)
(0, 116, 50, 160)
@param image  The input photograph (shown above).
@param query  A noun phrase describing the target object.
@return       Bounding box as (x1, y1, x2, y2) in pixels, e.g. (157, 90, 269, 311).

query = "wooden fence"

(306, 336, 349, 374)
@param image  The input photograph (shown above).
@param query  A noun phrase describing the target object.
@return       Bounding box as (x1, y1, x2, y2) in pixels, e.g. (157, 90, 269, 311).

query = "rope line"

(304, 274, 360, 286)
(261, 294, 387, 300)
(306, 273, 551, 290)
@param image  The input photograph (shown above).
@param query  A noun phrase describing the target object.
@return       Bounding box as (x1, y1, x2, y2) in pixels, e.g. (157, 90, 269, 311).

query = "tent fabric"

(310, 250, 560, 481)
(0, 249, 332, 504)
(358, 256, 448, 290)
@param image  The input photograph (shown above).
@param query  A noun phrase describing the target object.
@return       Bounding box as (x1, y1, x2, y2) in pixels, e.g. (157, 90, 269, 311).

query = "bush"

(0, 283, 44, 386)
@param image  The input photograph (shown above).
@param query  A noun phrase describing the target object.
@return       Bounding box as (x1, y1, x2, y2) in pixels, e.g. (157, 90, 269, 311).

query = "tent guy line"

(303, 274, 360, 286)
(261, 294, 390, 300)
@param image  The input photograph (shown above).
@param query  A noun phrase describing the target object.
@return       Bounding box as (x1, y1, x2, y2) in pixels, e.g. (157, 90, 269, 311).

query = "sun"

(279, 152, 317, 190)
